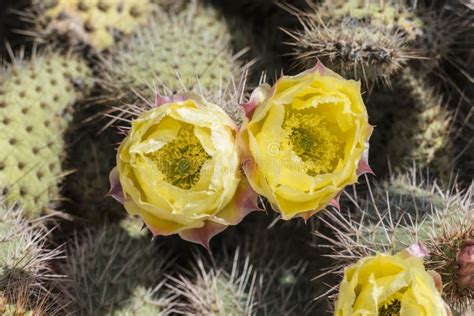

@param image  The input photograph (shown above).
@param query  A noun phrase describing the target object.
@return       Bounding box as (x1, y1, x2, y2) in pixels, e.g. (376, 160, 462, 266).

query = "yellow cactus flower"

(335, 247, 449, 316)
(239, 62, 373, 220)
(109, 93, 257, 248)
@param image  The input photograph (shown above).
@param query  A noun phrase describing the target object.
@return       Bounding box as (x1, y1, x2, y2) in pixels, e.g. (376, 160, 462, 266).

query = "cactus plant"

(0, 50, 93, 218)
(285, 0, 419, 85)
(170, 249, 258, 315)
(61, 217, 175, 315)
(33, 0, 156, 51)
(317, 170, 473, 314)
(0, 202, 61, 296)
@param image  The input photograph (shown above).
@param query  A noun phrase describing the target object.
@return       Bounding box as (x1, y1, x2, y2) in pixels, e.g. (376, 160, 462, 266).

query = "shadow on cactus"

(63, 112, 124, 224)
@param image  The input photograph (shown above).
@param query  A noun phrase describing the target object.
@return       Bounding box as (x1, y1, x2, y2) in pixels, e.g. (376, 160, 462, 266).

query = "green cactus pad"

(62, 218, 175, 315)
(0, 52, 92, 218)
(99, 4, 244, 122)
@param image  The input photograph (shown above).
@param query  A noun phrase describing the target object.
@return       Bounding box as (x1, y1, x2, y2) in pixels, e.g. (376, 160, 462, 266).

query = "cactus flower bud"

(457, 240, 474, 290)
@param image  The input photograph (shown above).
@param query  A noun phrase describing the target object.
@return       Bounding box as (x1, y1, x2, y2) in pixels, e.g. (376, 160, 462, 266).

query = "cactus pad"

(99, 4, 241, 105)
(0, 52, 92, 218)
(287, 0, 419, 84)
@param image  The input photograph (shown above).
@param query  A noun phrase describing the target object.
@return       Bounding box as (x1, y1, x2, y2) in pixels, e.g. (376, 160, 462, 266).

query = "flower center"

(282, 110, 343, 176)
(149, 125, 210, 189)
(378, 292, 404, 316)
(379, 299, 401, 316)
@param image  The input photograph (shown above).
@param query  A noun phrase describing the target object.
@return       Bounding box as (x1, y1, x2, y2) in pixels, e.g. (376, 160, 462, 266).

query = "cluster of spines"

(284, 0, 419, 85)
(0, 49, 92, 218)
(0, 201, 63, 314)
(169, 249, 258, 315)
(168, 212, 322, 315)
(61, 218, 175, 315)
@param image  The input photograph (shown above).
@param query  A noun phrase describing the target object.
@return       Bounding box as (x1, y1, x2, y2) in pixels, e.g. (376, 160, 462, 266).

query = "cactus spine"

(0, 202, 61, 305)
(0, 51, 92, 218)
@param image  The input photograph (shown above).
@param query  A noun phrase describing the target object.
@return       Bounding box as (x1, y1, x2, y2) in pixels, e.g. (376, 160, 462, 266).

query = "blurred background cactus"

(0, 0, 472, 314)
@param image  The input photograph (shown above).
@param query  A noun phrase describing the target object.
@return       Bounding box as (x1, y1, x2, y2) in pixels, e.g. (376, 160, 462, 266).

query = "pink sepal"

(301, 210, 318, 222)
(313, 60, 327, 75)
(179, 221, 227, 250)
(155, 92, 206, 107)
(357, 158, 375, 176)
(329, 194, 341, 211)
(107, 167, 125, 204)
(241, 84, 271, 119)
(405, 242, 429, 258)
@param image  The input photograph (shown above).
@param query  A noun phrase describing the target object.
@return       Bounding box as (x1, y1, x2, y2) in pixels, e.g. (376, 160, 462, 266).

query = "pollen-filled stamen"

(379, 294, 403, 316)
(147, 124, 210, 189)
(282, 109, 343, 176)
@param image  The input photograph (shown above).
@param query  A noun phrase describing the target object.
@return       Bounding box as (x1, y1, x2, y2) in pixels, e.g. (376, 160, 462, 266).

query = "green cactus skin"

(387, 68, 453, 175)
(0, 51, 93, 218)
(286, 0, 418, 85)
(61, 218, 175, 315)
(317, 171, 473, 313)
(99, 3, 245, 123)
(0, 202, 61, 297)
(0, 294, 35, 316)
